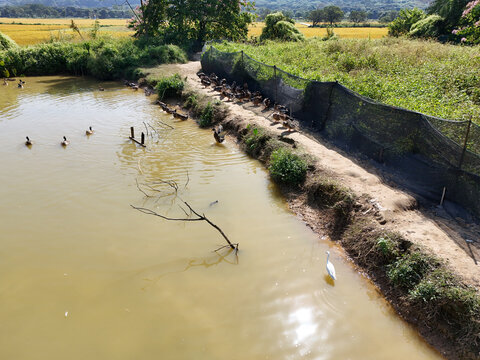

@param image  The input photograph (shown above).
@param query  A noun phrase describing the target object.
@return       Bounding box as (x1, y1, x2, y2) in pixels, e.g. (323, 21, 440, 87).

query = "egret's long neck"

(326, 253, 330, 262)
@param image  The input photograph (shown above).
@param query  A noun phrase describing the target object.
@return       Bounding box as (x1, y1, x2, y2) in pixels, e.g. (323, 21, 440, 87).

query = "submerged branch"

(131, 179, 237, 251)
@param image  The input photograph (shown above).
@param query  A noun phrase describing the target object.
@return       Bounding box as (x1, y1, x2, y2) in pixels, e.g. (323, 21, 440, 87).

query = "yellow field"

(248, 22, 388, 39)
(0, 18, 134, 45)
(0, 18, 387, 46)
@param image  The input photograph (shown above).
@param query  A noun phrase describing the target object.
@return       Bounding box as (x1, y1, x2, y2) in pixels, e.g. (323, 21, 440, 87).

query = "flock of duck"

(197, 72, 297, 132)
(24, 127, 94, 148)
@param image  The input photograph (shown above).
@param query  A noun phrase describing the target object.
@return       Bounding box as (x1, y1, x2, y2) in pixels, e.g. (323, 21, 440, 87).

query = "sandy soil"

(149, 61, 480, 290)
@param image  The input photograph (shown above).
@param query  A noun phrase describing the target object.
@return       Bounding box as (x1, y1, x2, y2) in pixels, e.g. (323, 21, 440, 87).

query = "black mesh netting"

(201, 45, 480, 219)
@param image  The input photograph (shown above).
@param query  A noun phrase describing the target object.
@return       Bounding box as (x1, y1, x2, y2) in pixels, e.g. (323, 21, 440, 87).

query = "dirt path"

(150, 61, 480, 289)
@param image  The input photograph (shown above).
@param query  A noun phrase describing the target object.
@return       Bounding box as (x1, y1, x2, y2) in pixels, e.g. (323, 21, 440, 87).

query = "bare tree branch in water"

(131, 179, 238, 252)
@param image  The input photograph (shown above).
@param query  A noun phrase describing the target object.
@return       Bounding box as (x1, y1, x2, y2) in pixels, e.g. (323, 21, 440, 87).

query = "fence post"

(274, 65, 277, 105)
(321, 81, 336, 131)
(458, 116, 472, 170)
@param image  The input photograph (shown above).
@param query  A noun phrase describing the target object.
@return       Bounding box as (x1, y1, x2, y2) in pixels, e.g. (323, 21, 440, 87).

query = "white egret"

(326, 251, 336, 281)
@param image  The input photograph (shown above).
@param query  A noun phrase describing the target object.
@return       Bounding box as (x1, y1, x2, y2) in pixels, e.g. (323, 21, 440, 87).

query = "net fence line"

(201, 44, 480, 219)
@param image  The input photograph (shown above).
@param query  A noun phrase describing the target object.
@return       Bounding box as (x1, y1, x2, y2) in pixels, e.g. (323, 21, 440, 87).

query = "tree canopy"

(349, 10, 368, 23)
(130, 0, 255, 47)
(323, 5, 344, 25)
(308, 9, 325, 27)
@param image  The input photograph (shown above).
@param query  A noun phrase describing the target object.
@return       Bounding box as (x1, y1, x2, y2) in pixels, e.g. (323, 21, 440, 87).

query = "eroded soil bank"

(142, 61, 480, 359)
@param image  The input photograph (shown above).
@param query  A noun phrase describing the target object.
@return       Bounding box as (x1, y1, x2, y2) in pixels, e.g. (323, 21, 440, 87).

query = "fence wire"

(201, 44, 480, 219)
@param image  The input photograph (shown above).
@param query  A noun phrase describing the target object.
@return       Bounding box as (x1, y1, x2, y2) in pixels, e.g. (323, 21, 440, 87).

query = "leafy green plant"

(388, 8, 426, 37)
(155, 73, 185, 99)
(199, 102, 214, 128)
(260, 12, 305, 42)
(244, 126, 269, 157)
(269, 148, 308, 186)
(387, 252, 436, 290)
(377, 236, 399, 261)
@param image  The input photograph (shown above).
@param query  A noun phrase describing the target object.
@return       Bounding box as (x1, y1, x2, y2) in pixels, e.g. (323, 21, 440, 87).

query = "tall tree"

(131, 0, 254, 47)
(350, 10, 367, 23)
(308, 9, 325, 27)
(323, 5, 344, 25)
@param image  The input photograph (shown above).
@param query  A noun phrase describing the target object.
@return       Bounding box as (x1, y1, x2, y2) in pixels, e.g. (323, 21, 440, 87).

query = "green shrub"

(387, 252, 436, 290)
(409, 15, 444, 38)
(244, 126, 269, 157)
(388, 8, 426, 37)
(269, 148, 308, 186)
(155, 73, 185, 99)
(199, 102, 214, 127)
(377, 236, 400, 261)
(0, 31, 17, 51)
(260, 12, 305, 42)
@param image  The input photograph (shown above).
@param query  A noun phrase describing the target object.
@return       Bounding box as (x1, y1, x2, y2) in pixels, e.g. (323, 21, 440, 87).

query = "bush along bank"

(162, 83, 480, 359)
(0, 37, 187, 80)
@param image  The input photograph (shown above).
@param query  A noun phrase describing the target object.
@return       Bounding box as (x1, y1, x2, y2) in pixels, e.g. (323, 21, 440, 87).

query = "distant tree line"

(0, 4, 132, 18)
(257, 7, 400, 24)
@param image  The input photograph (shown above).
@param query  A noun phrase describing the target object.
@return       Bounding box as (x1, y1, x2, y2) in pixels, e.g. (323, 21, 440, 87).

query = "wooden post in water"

(458, 116, 472, 170)
(129, 127, 146, 148)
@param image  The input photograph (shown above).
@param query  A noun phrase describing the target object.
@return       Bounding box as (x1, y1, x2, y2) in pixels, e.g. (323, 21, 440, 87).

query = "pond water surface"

(0, 77, 443, 360)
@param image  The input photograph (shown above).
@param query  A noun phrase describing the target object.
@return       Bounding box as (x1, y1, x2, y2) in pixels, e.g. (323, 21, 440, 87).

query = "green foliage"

(387, 252, 437, 290)
(376, 236, 400, 261)
(323, 5, 344, 25)
(453, 1, 480, 44)
(0, 38, 187, 80)
(155, 73, 185, 99)
(409, 14, 444, 38)
(350, 10, 368, 23)
(200, 102, 214, 128)
(244, 126, 270, 157)
(388, 8, 426, 37)
(131, 0, 255, 47)
(0, 31, 17, 51)
(308, 9, 325, 27)
(428, 0, 470, 32)
(213, 39, 480, 122)
(268, 148, 308, 186)
(260, 12, 305, 42)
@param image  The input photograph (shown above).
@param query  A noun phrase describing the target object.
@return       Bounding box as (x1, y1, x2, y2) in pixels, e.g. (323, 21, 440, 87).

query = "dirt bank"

(142, 61, 480, 359)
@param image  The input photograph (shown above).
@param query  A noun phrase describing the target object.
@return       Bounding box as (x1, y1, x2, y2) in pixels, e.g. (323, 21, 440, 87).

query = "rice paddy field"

(248, 22, 388, 39)
(0, 18, 134, 45)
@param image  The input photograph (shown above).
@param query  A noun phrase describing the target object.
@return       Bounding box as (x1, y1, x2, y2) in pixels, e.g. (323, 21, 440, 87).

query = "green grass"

(155, 73, 185, 100)
(213, 38, 480, 122)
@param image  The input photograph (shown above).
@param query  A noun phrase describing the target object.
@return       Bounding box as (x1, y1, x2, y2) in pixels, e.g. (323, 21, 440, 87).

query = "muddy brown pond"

(0, 77, 443, 359)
